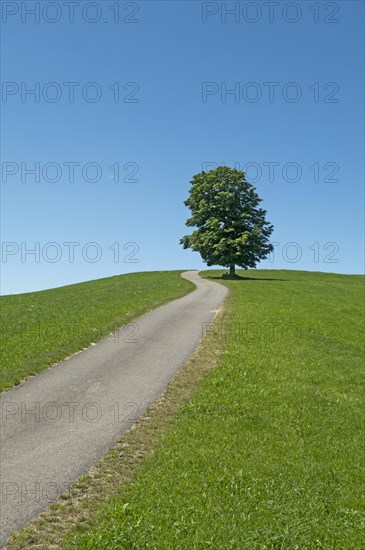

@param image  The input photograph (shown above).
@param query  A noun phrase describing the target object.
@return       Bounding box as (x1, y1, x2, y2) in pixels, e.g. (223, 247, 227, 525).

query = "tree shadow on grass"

(206, 274, 288, 282)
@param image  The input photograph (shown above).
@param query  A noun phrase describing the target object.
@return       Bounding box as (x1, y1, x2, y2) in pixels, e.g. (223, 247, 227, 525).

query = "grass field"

(0, 271, 194, 392)
(64, 269, 364, 549)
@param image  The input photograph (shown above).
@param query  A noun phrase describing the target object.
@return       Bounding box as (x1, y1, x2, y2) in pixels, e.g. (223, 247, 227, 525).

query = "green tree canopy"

(180, 166, 274, 277)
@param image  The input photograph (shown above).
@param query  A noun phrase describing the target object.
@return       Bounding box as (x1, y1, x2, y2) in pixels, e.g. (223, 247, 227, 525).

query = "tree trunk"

(229, 264, 235, 278)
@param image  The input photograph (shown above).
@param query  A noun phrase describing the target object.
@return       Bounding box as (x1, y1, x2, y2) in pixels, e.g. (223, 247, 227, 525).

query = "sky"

(1, 0, 364, 295)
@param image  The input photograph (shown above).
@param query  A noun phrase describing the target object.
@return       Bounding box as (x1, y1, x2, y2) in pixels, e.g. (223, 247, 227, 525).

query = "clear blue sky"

(1, 0, 364, 294)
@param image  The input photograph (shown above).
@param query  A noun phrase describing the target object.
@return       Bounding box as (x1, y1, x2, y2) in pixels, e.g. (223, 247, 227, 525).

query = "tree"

(180, 166, 274, 277)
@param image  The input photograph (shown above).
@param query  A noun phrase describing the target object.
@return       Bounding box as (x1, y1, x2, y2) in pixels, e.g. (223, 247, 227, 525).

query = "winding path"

(0, 271, 227, 545)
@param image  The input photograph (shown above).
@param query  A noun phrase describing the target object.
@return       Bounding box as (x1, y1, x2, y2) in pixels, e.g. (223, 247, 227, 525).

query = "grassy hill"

(0, 271, 194, 392)
(69, 269, 365, 549)
(6, 269, 365, 549)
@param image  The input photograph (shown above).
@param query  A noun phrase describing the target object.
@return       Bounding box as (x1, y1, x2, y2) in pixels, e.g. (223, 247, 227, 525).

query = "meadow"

(67, 270, 365, 549)
(5, 270, 364, 549)
(0, 271, 194, 392)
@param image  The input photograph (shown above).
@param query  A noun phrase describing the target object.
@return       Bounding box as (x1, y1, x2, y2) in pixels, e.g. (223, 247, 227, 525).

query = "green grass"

(67, 269, 365, 549)
(0, 271, 194, 392)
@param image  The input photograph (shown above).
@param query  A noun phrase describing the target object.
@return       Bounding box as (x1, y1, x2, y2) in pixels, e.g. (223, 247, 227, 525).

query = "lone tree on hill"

(180, 166, 274, 278)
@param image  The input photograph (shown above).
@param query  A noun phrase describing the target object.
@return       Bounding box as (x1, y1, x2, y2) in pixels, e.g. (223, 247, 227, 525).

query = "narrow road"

(0, 271, 227, 546)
